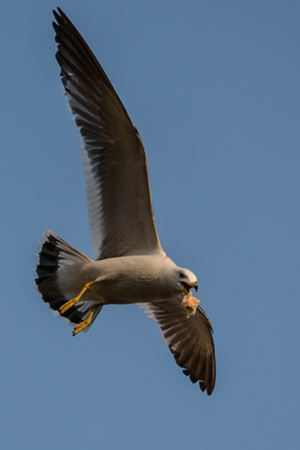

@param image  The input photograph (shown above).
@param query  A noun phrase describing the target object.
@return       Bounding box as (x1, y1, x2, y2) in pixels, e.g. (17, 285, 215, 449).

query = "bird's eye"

(179, 272, 185, 279)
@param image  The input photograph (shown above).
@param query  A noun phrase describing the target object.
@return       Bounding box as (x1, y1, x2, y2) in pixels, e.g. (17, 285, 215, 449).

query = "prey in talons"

(182, 292, 200, 317)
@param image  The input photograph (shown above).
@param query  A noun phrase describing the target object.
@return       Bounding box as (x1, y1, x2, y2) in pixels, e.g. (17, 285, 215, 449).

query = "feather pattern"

(139, 301, 216, 395)
(53, 8, 162, 259)
(35, 230, 103, 331)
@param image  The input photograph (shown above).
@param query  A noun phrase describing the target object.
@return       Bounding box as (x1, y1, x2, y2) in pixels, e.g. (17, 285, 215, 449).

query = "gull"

(35, 8, 216, 395)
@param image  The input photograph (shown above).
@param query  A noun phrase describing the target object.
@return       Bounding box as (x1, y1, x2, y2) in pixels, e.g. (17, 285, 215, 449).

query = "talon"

(72, 305, 97, 336)
(59, 281, 95, 314)
(182, 292, 200, 317)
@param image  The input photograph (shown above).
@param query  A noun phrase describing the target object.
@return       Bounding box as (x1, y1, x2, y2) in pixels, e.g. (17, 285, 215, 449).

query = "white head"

(178, 267, 198, 295)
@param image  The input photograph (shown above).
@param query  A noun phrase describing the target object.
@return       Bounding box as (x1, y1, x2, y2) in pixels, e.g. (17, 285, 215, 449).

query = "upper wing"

(139, 300, 216, 395)
(53, 8, 162, 259)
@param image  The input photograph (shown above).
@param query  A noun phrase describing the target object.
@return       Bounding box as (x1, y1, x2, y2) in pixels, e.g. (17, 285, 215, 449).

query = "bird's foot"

(182, 292, 200, 317)
(59, 281, 95, 314)
(72, 305, 97, 336)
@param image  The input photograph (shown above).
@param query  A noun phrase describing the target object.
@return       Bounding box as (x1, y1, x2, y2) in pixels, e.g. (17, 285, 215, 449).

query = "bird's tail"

(35, 230, 102, 333)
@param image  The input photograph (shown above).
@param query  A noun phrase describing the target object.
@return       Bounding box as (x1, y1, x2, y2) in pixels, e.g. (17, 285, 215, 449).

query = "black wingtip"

(200, 380, 212, 396)
(52, 8, 60, 22)
(52, 9, 60, 32)
(53, 7, 64, 19)
(52, 7, 68, 29)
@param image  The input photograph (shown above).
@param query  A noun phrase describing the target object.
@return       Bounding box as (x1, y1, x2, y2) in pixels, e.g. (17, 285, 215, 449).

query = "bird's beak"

(181, 281, 198, 294)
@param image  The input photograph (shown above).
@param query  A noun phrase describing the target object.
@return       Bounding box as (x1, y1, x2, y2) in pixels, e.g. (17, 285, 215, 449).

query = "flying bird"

(35, 8, 216, 395)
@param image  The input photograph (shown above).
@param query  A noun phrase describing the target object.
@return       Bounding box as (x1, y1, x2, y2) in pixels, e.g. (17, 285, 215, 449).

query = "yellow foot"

(72, 305, 97, 336)
(182, 292, 200, 317)
(59, 281, 95, 315)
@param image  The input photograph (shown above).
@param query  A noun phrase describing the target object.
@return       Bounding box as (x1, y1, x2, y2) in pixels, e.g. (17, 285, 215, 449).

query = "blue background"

(1, 1, 299, 448)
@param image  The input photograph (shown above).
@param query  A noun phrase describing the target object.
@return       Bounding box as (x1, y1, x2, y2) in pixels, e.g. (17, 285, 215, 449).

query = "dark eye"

(179, 272, 184, 279)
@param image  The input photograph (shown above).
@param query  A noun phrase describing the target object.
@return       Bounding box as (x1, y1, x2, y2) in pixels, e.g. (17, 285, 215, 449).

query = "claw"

(59, 281, 95, 314)
(72, 305, 98, 336)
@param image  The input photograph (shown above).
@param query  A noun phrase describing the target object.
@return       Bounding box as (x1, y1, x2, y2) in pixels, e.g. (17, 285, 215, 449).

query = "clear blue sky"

(1, 1, 299, 449)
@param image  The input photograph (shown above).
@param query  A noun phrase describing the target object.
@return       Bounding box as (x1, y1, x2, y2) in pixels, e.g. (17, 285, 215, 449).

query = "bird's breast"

(83, 254, 181, 305)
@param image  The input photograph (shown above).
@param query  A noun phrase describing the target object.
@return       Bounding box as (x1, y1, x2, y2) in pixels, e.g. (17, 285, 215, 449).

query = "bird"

(35, 7, 216, 395)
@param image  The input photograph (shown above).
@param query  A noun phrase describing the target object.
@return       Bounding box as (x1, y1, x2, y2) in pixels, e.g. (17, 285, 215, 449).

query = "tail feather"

(35, 230, 102, 332)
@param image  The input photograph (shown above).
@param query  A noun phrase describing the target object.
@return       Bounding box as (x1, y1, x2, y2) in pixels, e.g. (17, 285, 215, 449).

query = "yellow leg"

(72, 305, 98, 336)
(59, 281, 95, 315)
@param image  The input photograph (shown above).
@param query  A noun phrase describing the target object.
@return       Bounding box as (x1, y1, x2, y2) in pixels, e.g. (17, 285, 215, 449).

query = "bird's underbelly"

(86, 276, 182, 305)
(57, 255, 183, 305)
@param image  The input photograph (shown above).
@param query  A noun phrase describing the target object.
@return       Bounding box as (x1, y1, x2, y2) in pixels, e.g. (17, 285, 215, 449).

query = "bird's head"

(178, 268, 198, 295)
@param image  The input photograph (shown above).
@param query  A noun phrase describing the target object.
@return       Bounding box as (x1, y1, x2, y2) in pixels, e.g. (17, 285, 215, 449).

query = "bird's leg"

(72, 304, 98, 336)
(182, 292, 200, 317)
(59, 281, 95, 314)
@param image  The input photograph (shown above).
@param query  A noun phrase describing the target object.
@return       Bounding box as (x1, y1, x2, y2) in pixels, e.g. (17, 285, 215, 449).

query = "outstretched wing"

(139, 300, 216, 395)
(53, 8, 162, 259)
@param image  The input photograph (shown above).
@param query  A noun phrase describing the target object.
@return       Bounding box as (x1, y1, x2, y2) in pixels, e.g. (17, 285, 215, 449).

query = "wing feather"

(53, 8, 161, 259)
(139, 300, 216, 395)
